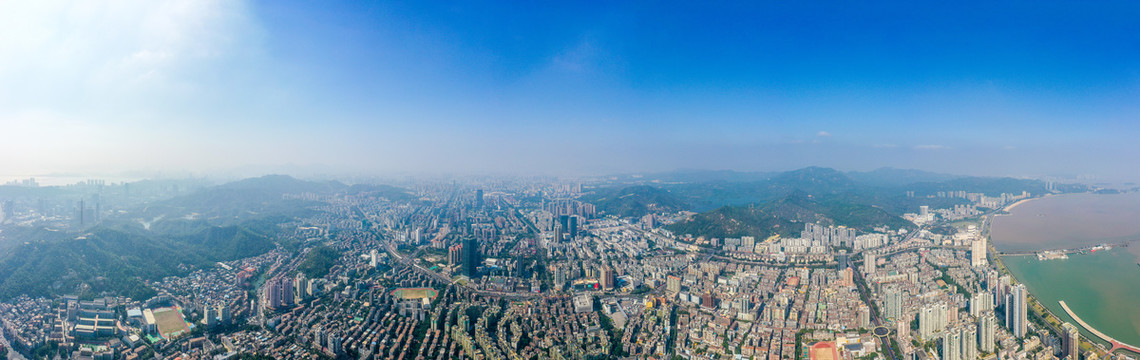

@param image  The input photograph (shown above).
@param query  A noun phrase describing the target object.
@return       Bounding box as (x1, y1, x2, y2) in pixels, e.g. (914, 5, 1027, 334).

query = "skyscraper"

(667, 275, 682, 294)
(837, 250, 850, 270)
(943, 327, 962, 360)
(1007, 284, 1027, 338)
(294, 273, 307, 303)
(884, 288, 903, 320)
(462, 237, 480, 278)
(864, 252, 876, 274)
(219, 304, 231, 324)
(448, 244, 463, 266)
(858, 305, 871, 328)
(963, 326, 978, 360)
(979, 313, 996, 353)
(281, 277, 295, 307)
(475, 189, 484, 209)
(553, 224, 564, 243)
(920, 305, 936, 340)
(1062, 322, 1079, 360)
(203, 305, 216, 327)
(971, 291, 993, 317)
(600, 267, 615, 290)
(971, 237, 987, 267)
(553, 265, 568, 288)
(567, 215, 578, 239)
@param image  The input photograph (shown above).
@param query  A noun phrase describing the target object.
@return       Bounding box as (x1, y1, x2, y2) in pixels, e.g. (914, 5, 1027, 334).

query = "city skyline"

(3, 1, 1140, 179)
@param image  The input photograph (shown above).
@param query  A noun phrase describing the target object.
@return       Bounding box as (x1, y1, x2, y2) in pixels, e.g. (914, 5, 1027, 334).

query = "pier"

(998, 241, 1133, 257)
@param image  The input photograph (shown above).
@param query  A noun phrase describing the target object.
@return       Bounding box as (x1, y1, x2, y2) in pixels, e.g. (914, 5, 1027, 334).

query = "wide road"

(854, 270, 899, 360)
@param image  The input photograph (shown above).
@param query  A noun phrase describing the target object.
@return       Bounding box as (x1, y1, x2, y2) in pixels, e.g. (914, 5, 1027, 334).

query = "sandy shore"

(1002, 195, 1047, 213)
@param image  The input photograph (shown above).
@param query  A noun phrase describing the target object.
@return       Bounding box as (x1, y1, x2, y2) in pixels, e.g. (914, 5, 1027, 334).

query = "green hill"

(582, 185, 691, 218)
(0, 175, 364, 301)
(0, 223, 275, 300)
(297, 245, 341, 279)
(665, 192, 914, 239)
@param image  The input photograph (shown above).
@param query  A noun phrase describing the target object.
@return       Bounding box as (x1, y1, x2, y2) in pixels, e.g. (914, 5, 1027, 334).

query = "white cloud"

(816, 131, 832, 137)
(0, 0, 260, 110)
(914, 144, 947, 150)
(0, 0, 264, 174)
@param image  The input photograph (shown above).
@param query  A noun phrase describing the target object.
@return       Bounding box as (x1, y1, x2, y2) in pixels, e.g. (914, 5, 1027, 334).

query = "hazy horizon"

(3, 1, 1140, 181)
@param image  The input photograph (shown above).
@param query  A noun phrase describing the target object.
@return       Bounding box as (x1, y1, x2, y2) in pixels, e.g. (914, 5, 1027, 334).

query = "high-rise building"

(971, 291, 993, 317)
(448, 244, 463, 266)
(971, 237, 988, 267)
(897, 313, 911, 339)
(920, 205, 930, 217)
(369, 249, 378, 268)
(994, 275, 1010, 307)
(567, 215, 578, 239)
(858, 305, 871, 328)
(1062, 322, 1079, 360)
(864, 252, 876, 274)
(837, 250, 850, 270)
(600, 267, 615, 290)
(203, 305, 216, 327)
(885, 288, 904, 320)
(266, 280, 282, 309)
(219, 304, 231, 324)
(979, 313, 997, 353)
(1007, 284, 1027, 338)
(281, 277, 294, 307)
(920, 302, 950, 340)
(700, 293, 717, 308)
(328, 333, 343, 356)
(963, 326, 978, 360)
(943, 327, 962, 360)
(475, 189, 484, 209)
(462, 237, 480, 278)
(937, 303, 948, 331)
(553, 265, 568, 288)
(920, 305, 935, 340)
(552, 224, 564, 243)
(294, 274, 307, 302)
(667, 275, 682, 294)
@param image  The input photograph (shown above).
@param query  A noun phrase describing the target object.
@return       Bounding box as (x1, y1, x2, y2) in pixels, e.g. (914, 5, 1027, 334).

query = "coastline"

(1001, 195, 1045, 213)
(988, 198, 1110, 358)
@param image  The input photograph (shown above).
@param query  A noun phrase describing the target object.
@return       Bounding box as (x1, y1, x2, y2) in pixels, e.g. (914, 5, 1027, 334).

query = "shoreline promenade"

(1059, 300, 1140, 354)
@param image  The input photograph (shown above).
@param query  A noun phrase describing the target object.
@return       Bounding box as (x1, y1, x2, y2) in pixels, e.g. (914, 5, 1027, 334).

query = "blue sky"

(1, 1, 1139, 179)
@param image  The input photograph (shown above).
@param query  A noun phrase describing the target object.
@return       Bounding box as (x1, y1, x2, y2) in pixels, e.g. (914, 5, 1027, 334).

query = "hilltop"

(665, 191, 914, 239)
(580, 185, 691, 218)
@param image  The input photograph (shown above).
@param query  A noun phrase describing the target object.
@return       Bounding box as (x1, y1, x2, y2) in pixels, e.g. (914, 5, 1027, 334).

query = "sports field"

(152, 307, 191, 338)
(390, 287, 438, 300)
(809, 342, 838, 360)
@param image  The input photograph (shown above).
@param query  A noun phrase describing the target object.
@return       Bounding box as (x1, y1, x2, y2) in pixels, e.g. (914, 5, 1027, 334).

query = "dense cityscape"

(0, 170, 1129, 360)
(3, 1, 1140, 360)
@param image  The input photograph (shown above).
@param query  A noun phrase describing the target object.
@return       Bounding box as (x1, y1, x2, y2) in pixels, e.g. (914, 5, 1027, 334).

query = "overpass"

(1059, 300, 1140, 354)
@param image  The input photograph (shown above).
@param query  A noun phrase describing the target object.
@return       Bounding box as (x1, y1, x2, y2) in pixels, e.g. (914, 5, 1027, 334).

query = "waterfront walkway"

(1059, 300, 1140, 354)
